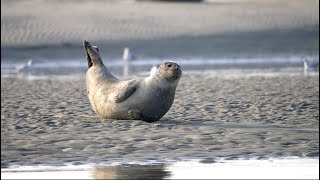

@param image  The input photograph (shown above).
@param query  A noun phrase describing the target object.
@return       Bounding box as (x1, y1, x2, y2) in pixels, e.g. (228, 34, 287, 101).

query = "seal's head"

(153, 61, 182, 86)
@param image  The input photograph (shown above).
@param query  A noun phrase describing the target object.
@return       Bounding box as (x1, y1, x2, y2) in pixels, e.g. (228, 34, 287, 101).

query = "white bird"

(123, 47, 135, 62)
(123, 47, 136, 77)
(16, 59, 33, 75)
(303, 58, 319, 73)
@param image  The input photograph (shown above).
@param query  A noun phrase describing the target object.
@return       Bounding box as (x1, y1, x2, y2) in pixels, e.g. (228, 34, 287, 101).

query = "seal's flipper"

(114, 80, 138, 103)
(83, 39, 103, 68)
(128, 109, 159, 122)
(84, 39, 92, 68)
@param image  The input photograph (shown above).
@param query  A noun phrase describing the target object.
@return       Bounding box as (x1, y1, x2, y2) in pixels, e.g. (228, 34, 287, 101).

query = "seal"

(84, 39, 182, 122)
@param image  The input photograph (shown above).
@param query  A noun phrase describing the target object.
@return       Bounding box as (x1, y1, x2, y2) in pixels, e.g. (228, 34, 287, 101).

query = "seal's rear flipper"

(84, 39, 92, 68)
(83, 39, 103, 68)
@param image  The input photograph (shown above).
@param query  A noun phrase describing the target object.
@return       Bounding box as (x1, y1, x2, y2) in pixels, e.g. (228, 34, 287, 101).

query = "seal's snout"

(163, 62, 181, 73)
(175, 64, 181, 71)
(171, 63, 181, 75)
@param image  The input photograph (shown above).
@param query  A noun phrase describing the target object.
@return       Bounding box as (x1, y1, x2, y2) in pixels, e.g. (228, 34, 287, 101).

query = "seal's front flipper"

(83, 39, 103, 68)
(114, 80, 138, 103)
(128, 109, 159, 122)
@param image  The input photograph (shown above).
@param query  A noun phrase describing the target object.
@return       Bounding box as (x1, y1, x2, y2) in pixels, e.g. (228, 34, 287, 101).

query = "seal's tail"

(83, 39, 102, 69)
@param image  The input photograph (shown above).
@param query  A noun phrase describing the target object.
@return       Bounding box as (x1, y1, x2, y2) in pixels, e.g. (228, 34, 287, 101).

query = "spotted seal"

(84, 39, 181, 122)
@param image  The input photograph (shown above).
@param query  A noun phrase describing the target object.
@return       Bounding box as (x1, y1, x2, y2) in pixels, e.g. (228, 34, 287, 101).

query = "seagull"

(16, 59, 33, 75)
(303, 58, 319, 73)
(123, 47, 133, 62)
(122, 47, 136, 77)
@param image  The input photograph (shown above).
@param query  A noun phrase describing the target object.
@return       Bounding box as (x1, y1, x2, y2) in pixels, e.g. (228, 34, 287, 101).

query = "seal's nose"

(175, 64, 181, 71)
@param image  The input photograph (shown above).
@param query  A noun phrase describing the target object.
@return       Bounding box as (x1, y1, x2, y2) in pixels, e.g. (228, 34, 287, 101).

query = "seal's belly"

(110, 87, 174, 119)
(88, 79, 175, 120)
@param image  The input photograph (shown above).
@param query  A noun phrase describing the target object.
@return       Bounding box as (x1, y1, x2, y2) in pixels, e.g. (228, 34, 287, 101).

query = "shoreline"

(1, 157, 319, 179)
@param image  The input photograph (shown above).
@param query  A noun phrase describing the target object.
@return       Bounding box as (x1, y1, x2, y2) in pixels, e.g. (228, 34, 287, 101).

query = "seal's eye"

(167, 64, 172, 67)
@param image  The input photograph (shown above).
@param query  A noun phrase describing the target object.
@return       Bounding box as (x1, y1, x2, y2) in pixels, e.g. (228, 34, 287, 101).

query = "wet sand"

(1, 0, 319, 61)
(1, 72, 319, 167)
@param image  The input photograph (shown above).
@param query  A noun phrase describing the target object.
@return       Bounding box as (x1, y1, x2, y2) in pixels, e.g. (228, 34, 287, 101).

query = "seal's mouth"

(164, 70, 181, 82)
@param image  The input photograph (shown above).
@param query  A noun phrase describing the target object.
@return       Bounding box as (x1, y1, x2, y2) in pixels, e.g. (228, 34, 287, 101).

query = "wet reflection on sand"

(92, 164, 169, 179)
(1, 158, 319, 179)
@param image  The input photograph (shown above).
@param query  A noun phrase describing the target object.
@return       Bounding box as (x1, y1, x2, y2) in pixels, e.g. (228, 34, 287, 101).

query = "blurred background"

(1, 0, 319, 76)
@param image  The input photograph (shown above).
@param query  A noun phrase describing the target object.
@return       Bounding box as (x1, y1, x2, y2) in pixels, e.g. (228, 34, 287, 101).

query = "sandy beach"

(1, 72, 319, 167)
(1, 0, 319, 178)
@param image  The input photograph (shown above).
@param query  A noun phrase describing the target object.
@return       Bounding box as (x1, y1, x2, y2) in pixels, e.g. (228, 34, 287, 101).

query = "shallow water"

(1, 55, 319, 79)
(2, 55, 314, 69)
(1, 157, 319, 179)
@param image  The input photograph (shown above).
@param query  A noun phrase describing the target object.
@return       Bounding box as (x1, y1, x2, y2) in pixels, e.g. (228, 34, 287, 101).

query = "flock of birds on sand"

(9, 48, 320, 77)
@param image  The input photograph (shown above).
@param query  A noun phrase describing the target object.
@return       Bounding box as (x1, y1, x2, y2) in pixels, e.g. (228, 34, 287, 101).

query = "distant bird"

(303, 58, 319, 73)
(123, 47, 135, 62)
(123, 47, 136, 77)
(16, 59, 33, 75)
